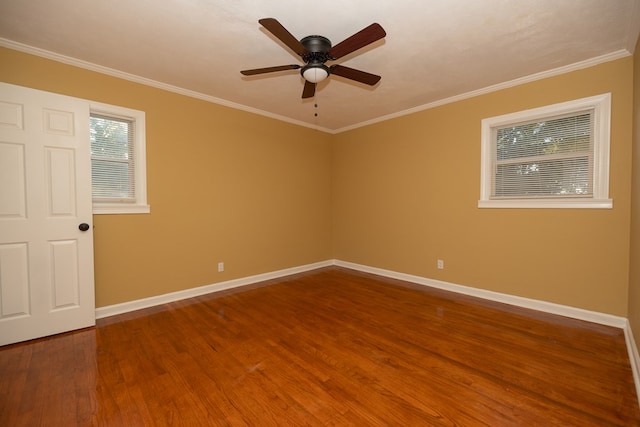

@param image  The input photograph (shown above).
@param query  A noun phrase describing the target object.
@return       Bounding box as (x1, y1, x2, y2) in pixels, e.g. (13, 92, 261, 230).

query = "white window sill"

(93, 204, 151, 215)
(478, 199, 613, 209)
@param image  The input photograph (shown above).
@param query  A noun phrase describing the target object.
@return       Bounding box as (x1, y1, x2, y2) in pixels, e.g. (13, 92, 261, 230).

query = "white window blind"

(479, 93, 611, 209)
(90, 113, 136, 202)
(493, 111, 593, 199)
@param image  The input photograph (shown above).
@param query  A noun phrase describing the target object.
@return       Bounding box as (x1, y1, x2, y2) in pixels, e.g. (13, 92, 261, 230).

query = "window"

(479, 94, 612, 208)
(90, 103, 149, 214)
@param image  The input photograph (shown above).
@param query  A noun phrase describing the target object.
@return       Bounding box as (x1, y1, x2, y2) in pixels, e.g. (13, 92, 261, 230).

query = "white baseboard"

(334, 260, 628, 328)
(95, 260, 333, 319)
(624, 321, 640, 404)
(97, 256, 628, 329)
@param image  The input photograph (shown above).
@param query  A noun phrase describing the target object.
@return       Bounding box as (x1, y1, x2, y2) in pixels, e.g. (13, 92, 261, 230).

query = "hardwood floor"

(1, 267, 639, 426)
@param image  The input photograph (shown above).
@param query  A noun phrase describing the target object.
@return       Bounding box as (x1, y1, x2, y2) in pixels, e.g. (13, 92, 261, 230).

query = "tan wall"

(631, 39, 640, 348)
(2, 47, 635, 317)
(0, 47, 333, 307)
(332, 58, 634, 316)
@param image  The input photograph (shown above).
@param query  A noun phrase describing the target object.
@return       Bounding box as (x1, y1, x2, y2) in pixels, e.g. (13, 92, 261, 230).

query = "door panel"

(50, 239, 80, 309)
(0, 243, 30, 318)
(0, 82, 95, 346)
(46, 147, 77, 216)
(0, 141, 26, 218)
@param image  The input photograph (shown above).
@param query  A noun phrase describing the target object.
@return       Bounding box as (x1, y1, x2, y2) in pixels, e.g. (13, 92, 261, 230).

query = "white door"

(0, 82, 95, 346)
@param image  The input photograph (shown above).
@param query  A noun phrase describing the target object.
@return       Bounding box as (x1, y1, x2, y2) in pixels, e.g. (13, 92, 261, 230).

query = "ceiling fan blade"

(328, 23, 386, 59)
(241, 64, 301, 76)
(258, 18, 307, 56)
(302, 80, 316, 98)
(330, 65, 381, 85)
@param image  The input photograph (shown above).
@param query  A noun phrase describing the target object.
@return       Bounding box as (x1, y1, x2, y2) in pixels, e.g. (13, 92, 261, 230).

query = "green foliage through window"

(493, 111, 593, 198)
(90, 114, 135, 201)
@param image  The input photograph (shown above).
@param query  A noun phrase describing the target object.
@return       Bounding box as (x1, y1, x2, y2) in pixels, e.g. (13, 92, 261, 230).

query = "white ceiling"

(1, 0, 639, 132)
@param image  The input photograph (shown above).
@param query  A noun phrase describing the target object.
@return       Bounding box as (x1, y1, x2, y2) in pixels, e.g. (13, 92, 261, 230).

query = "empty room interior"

(1, 1, 640, 425)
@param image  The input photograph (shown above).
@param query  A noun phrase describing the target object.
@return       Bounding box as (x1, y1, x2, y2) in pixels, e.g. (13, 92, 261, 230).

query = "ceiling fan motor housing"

(301, 35, 332, 53)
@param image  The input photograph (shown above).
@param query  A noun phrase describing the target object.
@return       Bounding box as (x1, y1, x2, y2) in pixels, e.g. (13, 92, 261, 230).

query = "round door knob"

(78, 223, 90, 232)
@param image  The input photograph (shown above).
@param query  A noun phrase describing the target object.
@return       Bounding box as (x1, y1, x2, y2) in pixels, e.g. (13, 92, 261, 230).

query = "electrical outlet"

(437, 259, 444, 269)
(217, 262, 224, 272)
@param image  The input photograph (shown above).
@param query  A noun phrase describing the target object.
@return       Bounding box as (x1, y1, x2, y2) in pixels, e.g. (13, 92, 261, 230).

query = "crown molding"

(0, 38, 334, 133)
(1, 38, 631, 135)
(335, 49, 631, 133)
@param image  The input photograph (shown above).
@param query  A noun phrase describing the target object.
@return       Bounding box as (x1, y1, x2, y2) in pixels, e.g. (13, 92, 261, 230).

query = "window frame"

(478, 93, 612, 209)
(90, 102, 150, 214)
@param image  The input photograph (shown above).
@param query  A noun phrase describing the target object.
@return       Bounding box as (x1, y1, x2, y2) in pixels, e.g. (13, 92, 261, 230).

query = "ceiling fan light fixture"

(242, 19, 386, 98)
(302, 64, 329, 83)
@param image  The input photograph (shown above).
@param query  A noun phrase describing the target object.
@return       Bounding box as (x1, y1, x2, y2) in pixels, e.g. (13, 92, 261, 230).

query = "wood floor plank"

(1, 266, 638, 426)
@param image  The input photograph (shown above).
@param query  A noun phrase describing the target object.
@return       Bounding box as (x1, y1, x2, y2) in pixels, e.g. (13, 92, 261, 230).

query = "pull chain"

(312, 93, 321, 129)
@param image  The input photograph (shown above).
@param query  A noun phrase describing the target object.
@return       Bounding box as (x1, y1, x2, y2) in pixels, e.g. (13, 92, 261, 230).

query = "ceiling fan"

(241, 18, 386, 99)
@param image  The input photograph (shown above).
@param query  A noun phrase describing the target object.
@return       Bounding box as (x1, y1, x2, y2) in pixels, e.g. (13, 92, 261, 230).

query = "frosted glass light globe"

(302, 66, 329, 83)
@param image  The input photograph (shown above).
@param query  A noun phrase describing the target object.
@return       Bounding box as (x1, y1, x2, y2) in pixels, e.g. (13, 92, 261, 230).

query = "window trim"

(478, 93, 612, 209)
(90, 102, 150, 214)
